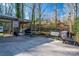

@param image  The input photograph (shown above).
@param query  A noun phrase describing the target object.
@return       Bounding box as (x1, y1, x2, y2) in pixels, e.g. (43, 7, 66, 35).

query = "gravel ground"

(0, 36, 79, 56)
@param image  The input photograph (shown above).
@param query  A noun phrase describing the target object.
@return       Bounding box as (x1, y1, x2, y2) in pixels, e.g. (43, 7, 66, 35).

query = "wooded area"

(0, 3, 79, 42)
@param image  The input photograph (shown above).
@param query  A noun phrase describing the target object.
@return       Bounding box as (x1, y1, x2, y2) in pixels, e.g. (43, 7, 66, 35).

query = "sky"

(25, 3, 64, 20)
(0, 3, 64, 20)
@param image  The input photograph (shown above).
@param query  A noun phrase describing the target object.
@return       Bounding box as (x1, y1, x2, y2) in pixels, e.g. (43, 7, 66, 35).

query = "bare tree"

(63, 3, 76, 32)
(30, 3, 35, 35)
(0, 3, 4, 15)
(53, 3, 57, 30)
(38, 3, 41, 32)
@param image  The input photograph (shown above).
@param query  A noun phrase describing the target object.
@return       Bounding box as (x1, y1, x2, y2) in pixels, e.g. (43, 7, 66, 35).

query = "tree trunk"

(30, 4, 35, 36)
(38, 3, 41, 32)
(16, 3, 21, 19)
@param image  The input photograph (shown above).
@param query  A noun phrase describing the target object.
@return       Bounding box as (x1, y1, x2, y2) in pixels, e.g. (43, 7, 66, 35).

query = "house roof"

(0, 15, 31, 23)
(19, 19, 31, 23)
(0, 15, 18, 21)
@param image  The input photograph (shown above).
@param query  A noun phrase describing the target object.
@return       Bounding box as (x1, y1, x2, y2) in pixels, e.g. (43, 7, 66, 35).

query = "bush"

(73, 18, 79, 33)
